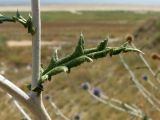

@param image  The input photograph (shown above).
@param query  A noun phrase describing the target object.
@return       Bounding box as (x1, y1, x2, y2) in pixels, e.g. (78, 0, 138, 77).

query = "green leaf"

(53, 49, 59, 62)
(36, 34, 143, 95)
(41, 66, 69, 82)
(73, 33, 85, 57)
(0, 11, 35, 35)
(0, 14, 15, 23)
(43, 49, 59, 75)
(65, 55, 93, 69)
(16, 10, 21, 18)
(40, 65, 44, 76)
(48, 66, 68, 76)
(97, 38, 108, 51)
(41, 75, 49, 81)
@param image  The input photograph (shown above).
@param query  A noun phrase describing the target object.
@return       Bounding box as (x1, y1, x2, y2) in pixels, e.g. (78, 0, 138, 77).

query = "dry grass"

(0, 11, 160, 120)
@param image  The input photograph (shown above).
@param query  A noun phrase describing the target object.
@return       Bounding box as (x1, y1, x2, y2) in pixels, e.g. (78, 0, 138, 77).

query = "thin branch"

(7, 94, 32, 120)
(88, 89, 150, 119)
(0, 75, 30, 104)
(120, 55, 160, 111)
(0, 12, 35, 35)
(131, 43, 159, 85)
(47, 98, 70, 120)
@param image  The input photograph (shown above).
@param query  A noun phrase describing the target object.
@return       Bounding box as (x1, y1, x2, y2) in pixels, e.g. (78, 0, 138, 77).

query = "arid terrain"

(0, 6, 160, 120)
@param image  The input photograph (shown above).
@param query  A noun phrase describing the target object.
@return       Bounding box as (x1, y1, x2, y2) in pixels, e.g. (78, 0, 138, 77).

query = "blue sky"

(1, 0, 160, 5)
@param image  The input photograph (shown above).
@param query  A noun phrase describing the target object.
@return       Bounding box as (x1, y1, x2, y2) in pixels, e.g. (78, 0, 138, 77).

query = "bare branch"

(0, 75, 30, 103)
(7, 94, 32, 120)
(120, 55, 160, 111)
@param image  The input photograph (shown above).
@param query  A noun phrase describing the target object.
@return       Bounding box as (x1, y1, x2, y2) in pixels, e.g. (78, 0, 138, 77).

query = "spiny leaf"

(65, 55, 93, 69)
(87, 49, 109, 59)
(41, 66, 69, 82)
(48, 66, 68, 76)
(43, 49, 59, 75)
(53, 49, 59, 62)
(121, 42, 128, 47)
(16, 10, 21, 18)
(27, 14, 35, 35)
(74, 33, 85, 56)
(41, 75, 49, 81)
(47, 33, 86, 68)
(110, 48, 125, 56)
(40, 65, 44, 76)
(0, 11, 35, 35)
(97, 38, 108, 51)
(84, 39, 108, 54)
(0, 14, 15, 23)
(123, 47, 144, 54)
(35, 34, 143, 95)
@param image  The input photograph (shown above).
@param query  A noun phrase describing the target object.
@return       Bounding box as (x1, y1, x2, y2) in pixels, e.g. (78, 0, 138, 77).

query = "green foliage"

(30, 34, 142, 94)
(0, 11, 35, 35)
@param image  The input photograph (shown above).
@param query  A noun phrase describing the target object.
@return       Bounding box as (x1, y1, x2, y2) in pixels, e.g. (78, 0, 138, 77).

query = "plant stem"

(31, 0, 41, 90)
(31, 0, 51, 120)
(120, 55, 160, 111)
(7, 94, 32, 120)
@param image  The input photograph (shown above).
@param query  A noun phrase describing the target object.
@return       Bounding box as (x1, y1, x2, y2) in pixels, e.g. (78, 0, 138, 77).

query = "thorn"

(85, 56, 93, 62)
(28, 13, 32, 19)
(137, 49, 145, 55)
(80, 32, 83, 37)
(16, 9, 20, 17)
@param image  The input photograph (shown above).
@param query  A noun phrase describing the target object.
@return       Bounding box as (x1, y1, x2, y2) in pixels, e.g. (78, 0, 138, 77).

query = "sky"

(0, 0, 160, 5)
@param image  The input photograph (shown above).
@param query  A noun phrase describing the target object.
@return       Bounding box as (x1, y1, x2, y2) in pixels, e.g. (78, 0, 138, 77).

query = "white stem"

(0, 75, 30, 104)
(31, 0, 41, 90)
(31, 0, 51, 120)
(88, 90, 145, 119)
(49, 99, 70, 120)
(131, 43, 156, 77)
(8, 94, 32, 120)
(131, 43, 160, 88)
(120, 55, 160, 111)
(0, 75, 51, 120)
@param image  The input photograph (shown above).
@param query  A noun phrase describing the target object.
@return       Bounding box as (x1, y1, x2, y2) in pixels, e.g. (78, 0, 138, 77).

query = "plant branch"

(120, 55, 160, 111)
(30, 0, 51, 120)
(0, 11, 35, 35)
(7, 94, 32, 120)
(0, 75, 30, 103)
(88, 89, 150, 119)
(29, 35, 143, 94)
(31, 0, 41, 91)
(40, 36, 142, 84)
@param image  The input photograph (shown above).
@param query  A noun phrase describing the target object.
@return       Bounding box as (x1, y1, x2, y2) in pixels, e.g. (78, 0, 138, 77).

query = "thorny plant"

(0, 10, 144, 120)
(0, 11, 35, 35)
(30, 34, 143, 95)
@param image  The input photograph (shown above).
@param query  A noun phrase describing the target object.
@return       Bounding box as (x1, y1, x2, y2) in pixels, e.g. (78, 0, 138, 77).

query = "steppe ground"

(0, 4, 160, 120)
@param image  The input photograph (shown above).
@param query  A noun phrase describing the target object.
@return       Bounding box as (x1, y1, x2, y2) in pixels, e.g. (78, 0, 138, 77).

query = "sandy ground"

(6, 38, 119, 47)
(6, 40, 70, 47)
(1, 4, 160, 12)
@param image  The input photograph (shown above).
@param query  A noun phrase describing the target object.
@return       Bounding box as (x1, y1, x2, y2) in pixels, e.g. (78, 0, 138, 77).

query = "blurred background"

(0, 0, 160, 120)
